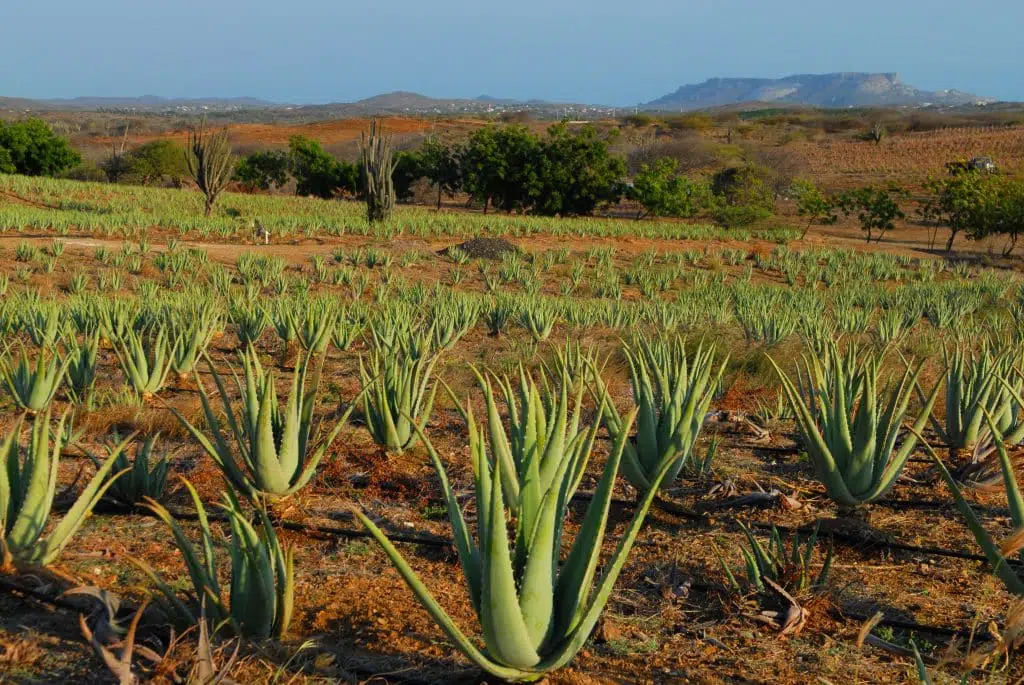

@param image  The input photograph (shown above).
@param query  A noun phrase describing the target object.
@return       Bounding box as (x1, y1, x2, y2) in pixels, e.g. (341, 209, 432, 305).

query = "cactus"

(185, 119, 235, 216)
(360, 119, 396, 224)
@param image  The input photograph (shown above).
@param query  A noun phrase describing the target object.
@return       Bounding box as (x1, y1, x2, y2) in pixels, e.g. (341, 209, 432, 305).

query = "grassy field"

(0, 174, 1022, 684)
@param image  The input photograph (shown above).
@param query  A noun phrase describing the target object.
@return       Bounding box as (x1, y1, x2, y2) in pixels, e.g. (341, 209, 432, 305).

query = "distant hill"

(644, 73, 994, 111)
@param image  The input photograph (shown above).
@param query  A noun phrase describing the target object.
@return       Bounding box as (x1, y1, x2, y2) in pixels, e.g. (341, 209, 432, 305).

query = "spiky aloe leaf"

(1, 410, 124, 568)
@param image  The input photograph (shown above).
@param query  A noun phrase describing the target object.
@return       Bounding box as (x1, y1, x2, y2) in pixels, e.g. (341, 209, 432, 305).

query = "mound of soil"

(440, 237, 520, 260)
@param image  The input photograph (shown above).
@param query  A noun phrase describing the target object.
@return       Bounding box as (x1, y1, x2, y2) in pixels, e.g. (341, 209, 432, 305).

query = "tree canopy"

(0, 118, 81, 176)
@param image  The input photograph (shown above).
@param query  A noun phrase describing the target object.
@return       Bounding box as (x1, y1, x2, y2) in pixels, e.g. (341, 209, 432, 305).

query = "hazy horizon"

(3, 0, 1022, 105)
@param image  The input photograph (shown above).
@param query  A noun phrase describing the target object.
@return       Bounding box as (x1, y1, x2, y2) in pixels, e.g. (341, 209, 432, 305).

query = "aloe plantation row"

(0, 237, 1023, 682)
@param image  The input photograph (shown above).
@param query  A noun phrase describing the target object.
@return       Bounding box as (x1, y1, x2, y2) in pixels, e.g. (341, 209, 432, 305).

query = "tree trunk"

(204, 196, 214, 217)
(436, 184, 442, 210)
(946, 229, 959, 253)
(1003, 233, 1018, 258)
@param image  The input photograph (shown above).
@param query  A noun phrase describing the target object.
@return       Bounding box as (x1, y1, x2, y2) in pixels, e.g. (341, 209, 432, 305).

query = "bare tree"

(185, 119, 234, 216)
(626, 133, 717, 175)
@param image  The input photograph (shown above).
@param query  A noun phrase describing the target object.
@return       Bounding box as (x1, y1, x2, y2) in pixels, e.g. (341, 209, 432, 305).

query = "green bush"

(123, 140, 188, 186)
(710, 201, 773, 228)
(0, 147, 14, 174)
(630, 158, 710, 219)
(711, 164, 777, 210)
(236, 149, 291, 192)
(0, 118, 81, 176)
(58, 162, 108, 183)
(709, 163, 777, 227)
(289, 135, 358, 199)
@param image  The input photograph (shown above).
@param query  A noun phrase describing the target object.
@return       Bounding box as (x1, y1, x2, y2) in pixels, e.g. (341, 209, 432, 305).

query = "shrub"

(235, 149, 291, 192)
(122, 140, 188, 186)
(711, 164, 777, 210)
(58, 162, 108, 183)
(289, 135, 358, 199)
(0, 118, 81, 176)
(630, 158, 710, 219)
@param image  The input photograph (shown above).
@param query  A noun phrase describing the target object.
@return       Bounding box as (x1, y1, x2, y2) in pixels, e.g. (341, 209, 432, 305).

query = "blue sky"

(3, 0, 1021, 104)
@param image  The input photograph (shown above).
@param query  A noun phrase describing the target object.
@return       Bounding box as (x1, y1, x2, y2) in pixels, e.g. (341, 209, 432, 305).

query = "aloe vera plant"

(594, 335, 727, 493)
(2, 345, 71, 412)
(430, 298, 478, 351)
(115, 327, 173, 400)
(292, 298, 337, 355)
(0, 410, 123, 568)
(173, 349, 356, 498)
(456, 362, 590, 517)
(95, 433, 170, 508)
(169, 310, 219, 380)
(359, 343, 439, 453)
(25, 305, 64, 348)
(139, 479, 294, 638)
(355, 389, 679, 681)
(771, 342, 940, 509)
(521, 301, 557, 342)
(919, 412, 1024, 595)
(230, 302, 269, 349)
(331, 316, 362, 352)
(917, 345, 1019, 461)
(717, 522, 833, 594)
(66, 333, 99, 407)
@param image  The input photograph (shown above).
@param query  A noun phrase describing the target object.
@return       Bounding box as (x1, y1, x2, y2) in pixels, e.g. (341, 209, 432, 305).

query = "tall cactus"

(185, 119, 235, 216)
(360, 119, 396, 223)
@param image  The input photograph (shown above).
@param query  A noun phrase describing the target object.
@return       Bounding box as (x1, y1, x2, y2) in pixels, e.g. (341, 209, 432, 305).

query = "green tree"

(289, 136, 357, 199)
(0, 147, 14, 175)
(791, 179, 837, 239)
(531, 123, 624, 216)
(983, 178, 1024, 254)
(418, 137, 462, 209)
(629, 158, 709, 219)
(288, 136, 355, 199)
(922, 169, 992, 253)
(0, 118, 81, 176)
(709, 164, 777, 227)
(835, 185, 906, 243)
(392, 150, 423, 202)
(461, 125, 542, 214)
(235, 150, 291, 192)
(123, 140, 188, 186)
